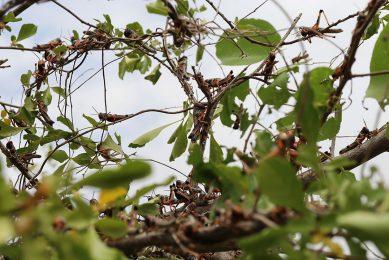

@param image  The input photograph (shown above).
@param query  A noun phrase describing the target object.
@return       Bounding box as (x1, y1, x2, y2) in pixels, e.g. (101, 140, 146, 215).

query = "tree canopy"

(1, 0, 389, 259)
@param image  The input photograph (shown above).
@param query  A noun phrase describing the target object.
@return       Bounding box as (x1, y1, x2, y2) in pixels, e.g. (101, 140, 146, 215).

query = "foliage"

(0, 0, 389, 259)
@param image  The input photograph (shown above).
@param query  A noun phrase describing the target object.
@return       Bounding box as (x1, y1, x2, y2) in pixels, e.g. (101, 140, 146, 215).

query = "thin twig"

(50, 0, 98, 30)
(243, 104, 265, 153)
(25, 107, 194, 188)
(351, 70, 389, 78)
(0, 100, 21, 108)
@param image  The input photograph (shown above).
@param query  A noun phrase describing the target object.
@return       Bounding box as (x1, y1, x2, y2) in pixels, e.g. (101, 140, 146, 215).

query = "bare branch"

(321, 0, 386, 124)
(0, 141, 34, 182)
(107, 212, 270, 256)
(299, 124, 389, 187)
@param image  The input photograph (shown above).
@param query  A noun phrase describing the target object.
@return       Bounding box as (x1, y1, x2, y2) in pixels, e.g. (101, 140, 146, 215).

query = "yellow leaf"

(99, 187, 128, 209)
(1, 110, 7, 118)
(324, 238, 345, 258)
(311, 230, 345, 259)
(3, 118, 11, 125)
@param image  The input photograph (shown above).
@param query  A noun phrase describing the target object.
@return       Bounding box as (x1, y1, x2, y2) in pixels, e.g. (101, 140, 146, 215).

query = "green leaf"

(118, 55, 141, 79)
(176, 0, 189, 15)
(95, 219, 127, 239)
(240, 227, 288, 259)
(209, 134, 223, 163)
(72, 30, 79, 40)
(42, 87, 52, 106)
(129, 121, 176, 148)
(118, 57, 127, 80)
(50, 150, 68, 163)
(194, 163, 249, 202)
(102, 14, 114, 33)
(169, 123, 188, 161)
(0, 175, 16, 213)
(296, 144, 319, 171)
(57, 116, 74, 131)
(323, 157, 355, 171)
(126, 22, 144, 35)
(81, 228, 127, 260)
(53, 162, 67, 176)
(73, 160, 151, 189)
(318, 106, 342, 141)
(83, 114, 98, 127)
(144, 64, 161, 85)
(216, 19, 281, 66)
(275, 113, 295, 131)
(40, 129, 71, 145)
(10, 106, 35, 126)
(363, 13, 380, 40)
(137, 198, 159, 215)
(23, 96, 35, 111)
(188, 143, 203, 166)
(72, 153, 92, 166)
(254, 131, 273, 157)
(305, 67, 333, 112)
(258, 72, 290, 108)
(256, 158, 305, 211)
(20, 70, 32, 87)
(53, 45, 67, 56)
(220, 80, 250, 127)
(346, 237, 367, 258)
(3, 12, 22, 23)
(51, 86, 65, 97)
(16, 24, 37, 42)
(136, 55, 151, 74)
(102, 134, 124, 155)
(367, 22, 389, 108)
(196, 44, 205, 64)
(146, 0, 169, 16)
(0, 120, 26, 139)
(295, 72, 321, 144)
(167, 122, 181, 144)
(338, 211, 389, 240)
(78, 136, 97, 156)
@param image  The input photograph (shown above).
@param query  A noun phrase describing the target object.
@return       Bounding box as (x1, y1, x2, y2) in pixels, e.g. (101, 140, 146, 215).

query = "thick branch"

(107, 213, 268, 256)
(0, 0, 41, 20)
(299, 125, 389, 187)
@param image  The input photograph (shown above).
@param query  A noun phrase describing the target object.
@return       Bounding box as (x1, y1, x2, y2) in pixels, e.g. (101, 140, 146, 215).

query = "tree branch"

(321, 0, 386, 124)
(299, 124, 389, 187)
(106, 212, 269, 256)
(0, 0, 42, 20)
(0, 141, 34, 181)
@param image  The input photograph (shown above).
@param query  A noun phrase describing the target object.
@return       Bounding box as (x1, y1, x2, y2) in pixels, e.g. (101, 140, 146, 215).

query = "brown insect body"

(292, 51, 309, 64)
(163, 0, 203, 47)
(233, 104, 244, 130)
(262, 53, 277, 82)
(97, 143, 111, 160)
(33, 60, 48, 90)
(188, 109, 207, 142)
(37, 100, 54, 126)
(176, 56, 189, 80)
(34, 38, 63, 51)
(98, 113, 128, 122)
(339, 126, 372, 154)
(300, 10, 342, 43)
(204, 70, 235, 94)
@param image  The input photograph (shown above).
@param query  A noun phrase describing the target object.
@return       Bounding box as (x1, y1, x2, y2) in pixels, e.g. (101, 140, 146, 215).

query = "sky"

(0, 0, 389, 188)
